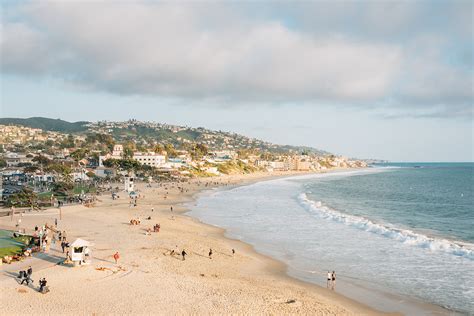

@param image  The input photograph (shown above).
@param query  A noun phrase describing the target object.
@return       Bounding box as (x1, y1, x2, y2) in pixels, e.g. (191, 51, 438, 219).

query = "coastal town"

(0, 119, 367, 207)
(0, 119, 377, 315)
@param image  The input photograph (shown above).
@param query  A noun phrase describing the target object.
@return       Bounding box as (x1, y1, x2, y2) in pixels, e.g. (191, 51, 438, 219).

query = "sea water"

(188, 163, 474, 314)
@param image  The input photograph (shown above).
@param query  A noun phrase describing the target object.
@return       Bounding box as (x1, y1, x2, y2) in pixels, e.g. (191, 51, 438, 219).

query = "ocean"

(188, 163, 474, 314)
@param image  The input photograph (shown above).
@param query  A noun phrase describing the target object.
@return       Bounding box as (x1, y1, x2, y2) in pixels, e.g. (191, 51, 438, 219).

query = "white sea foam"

(298, 193, 474, 260)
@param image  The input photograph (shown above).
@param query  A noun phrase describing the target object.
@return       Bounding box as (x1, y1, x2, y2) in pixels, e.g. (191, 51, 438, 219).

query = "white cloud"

(0, 1, 472, 117)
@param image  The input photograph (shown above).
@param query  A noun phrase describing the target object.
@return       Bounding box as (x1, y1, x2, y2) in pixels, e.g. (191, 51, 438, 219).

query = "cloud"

(1, 1, 472, 118)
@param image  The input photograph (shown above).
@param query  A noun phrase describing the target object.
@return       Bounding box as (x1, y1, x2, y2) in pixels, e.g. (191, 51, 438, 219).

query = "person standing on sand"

(327, 271, 332, 288)
(181, 249, 187, 261)
(232, 249, 235, 256)
(170, 206, 173, 212)
(331, 271, 336, 290)
(39, 278, 47, 293)
(208, 248, 213, 259)
(113, 252, 120, 264)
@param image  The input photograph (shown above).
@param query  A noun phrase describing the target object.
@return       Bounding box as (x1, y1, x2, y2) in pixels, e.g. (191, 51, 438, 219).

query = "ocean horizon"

(188, 163, 474, 314)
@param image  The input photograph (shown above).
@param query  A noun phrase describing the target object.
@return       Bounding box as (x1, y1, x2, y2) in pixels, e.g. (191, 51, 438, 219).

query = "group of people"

(18, 266, 48, 293)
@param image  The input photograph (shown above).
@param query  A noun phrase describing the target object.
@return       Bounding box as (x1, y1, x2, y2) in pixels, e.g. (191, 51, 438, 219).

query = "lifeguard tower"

(70, 238, 92, 266)
(124, 173, 135, 192)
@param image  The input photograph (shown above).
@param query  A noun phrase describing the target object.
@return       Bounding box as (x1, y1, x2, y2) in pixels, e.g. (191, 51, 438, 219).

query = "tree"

(24, 165, 39, 173)
(103, 158, 119, 168)
(7, 188, 38, 208)
(70, 148, 90, 161)
(32, 155, 51, 166)
(60, 134, 75, 148)
(153, 144, 164, 154)
(164, 144, 177, 157)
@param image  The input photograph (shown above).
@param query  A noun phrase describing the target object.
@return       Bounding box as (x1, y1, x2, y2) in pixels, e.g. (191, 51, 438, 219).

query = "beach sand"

(0, 171, 388, 315)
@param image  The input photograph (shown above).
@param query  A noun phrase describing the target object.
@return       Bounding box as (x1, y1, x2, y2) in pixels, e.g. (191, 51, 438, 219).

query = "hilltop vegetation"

(0, 117, 88, 133)
(0, 117, 330, 156)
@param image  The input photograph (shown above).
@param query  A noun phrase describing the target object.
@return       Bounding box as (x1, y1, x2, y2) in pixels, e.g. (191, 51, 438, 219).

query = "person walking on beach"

(20, 267, 33, 285)
(181, 249, 187, 261)
(331, 271, 336, 290)
(232, 248, 235, 256)
(170, 206, 173, 212)
(208, 248, 213, 259)
(113, 252, 120, 264)
(20, 271, 32, 285)
(61, 241, 66, 253)
(327, 271, 332, 288)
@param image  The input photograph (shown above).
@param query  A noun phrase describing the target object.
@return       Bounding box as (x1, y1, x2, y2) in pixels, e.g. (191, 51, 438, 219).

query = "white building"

(268, 161, 289, 171)
(133, 152, 166, 167)
(98, 145, 124, 166)
(112, 145, 123, 156)
(4, 153, 31, 167)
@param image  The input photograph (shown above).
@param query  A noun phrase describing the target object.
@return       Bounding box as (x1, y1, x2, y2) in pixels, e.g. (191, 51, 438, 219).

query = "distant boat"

(414, 166, 422, 168)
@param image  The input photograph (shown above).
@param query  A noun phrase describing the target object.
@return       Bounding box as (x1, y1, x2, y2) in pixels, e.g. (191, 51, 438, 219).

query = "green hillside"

(0, 117, 89, 133)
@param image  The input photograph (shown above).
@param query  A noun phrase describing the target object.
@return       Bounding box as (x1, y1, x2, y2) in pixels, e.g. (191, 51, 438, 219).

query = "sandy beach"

(0, 171, 387, 315)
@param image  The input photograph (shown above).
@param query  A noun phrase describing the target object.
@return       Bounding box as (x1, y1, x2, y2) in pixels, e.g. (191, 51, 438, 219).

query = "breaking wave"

(298, 193, 474, 260)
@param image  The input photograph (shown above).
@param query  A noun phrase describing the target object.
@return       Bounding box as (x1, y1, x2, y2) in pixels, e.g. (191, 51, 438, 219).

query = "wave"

(298, 193, 474, 260)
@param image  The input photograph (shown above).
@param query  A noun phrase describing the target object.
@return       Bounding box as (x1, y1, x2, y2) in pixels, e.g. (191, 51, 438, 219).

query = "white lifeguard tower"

(70, 238, 92, 266)
(124, 174, 135, 193)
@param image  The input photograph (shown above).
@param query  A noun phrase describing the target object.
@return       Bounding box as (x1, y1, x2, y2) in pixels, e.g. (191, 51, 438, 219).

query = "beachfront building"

(289, 157, 312, 171)
(268, 161, 289, 171)
(132, 152, 166, 167)
(164, 158, 188, 169)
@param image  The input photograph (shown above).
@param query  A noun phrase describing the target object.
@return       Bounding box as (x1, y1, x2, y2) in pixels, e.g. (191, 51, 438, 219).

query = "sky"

(0, 0, 473, 162)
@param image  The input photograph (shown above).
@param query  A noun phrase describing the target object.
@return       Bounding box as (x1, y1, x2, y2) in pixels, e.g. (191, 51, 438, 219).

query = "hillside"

(0, 117, 88, 133)
(0, 117, 330, 156)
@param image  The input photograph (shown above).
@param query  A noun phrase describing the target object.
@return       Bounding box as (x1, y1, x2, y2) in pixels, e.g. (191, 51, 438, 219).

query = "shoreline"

(182, 170, 457, 316)
(0, 169, 445, 315)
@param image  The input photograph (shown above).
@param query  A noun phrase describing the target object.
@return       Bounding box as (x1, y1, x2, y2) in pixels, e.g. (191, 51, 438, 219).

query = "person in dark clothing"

(27, 266, 33, 277)
(39, 278, 47, 293)
(208, 248, 213, 259)
(181, 249, 187, 261)
(61, 241, 66, 253)
(20, 269, 32, 285)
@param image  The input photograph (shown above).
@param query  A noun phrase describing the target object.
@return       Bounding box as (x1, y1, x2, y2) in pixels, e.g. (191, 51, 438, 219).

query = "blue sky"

(1, 1, 472, 161)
